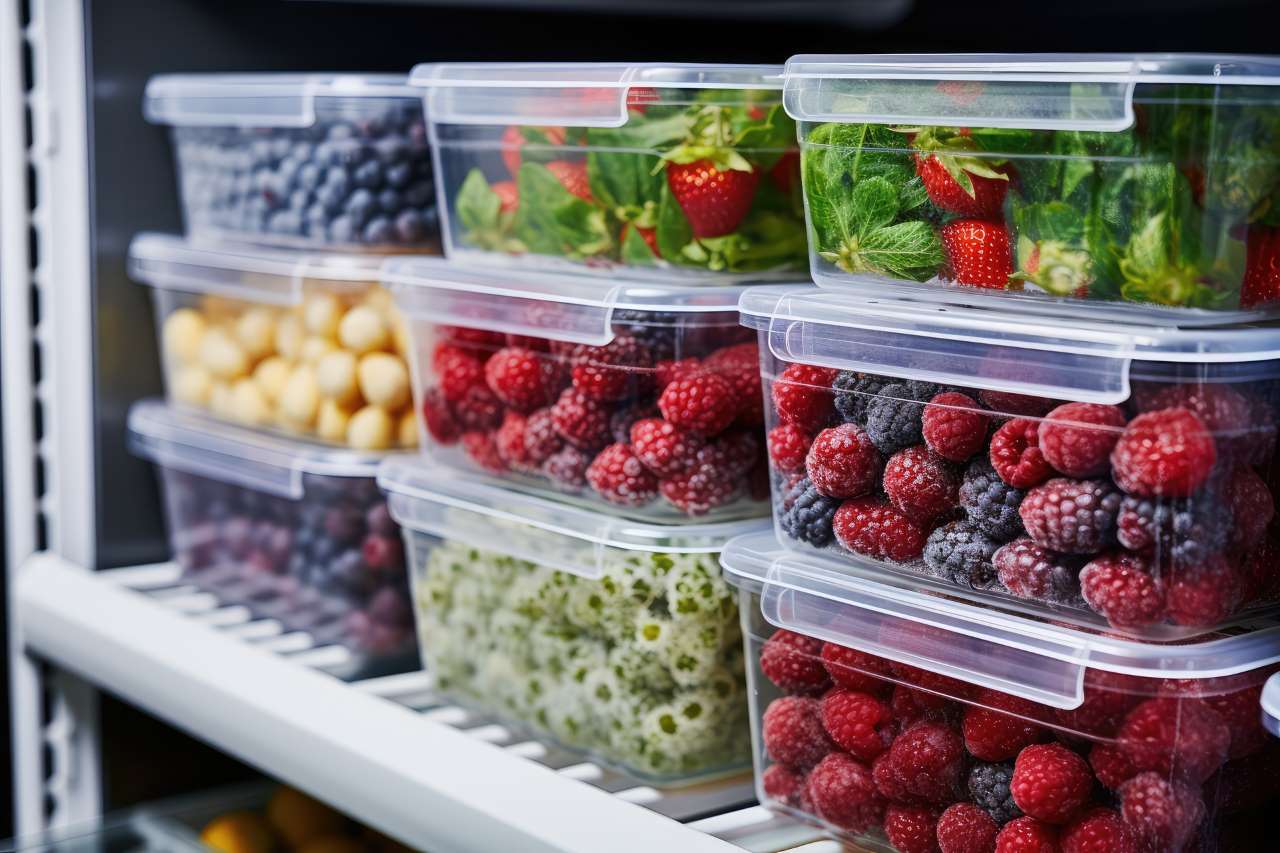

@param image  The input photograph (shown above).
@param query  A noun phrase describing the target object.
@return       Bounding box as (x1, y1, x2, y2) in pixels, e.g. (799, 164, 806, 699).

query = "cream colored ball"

(303, 293, 342, 339)
(299, 336, 337, 364)
(252, 357, 291, 403)
(208, 381, 234, 419)
(279, 365, 320, 428)
(162, 308, 206, 365)
(230, 379, 272, 426)
(171, 365, 212, 406)
(315, 350, 361, 406)
(397, 411, 419, 448)
(235, 307, 277, 361)
(361, 286, 395, 316)
(275, 314, 304, 362)
(356, 352, 410, 411)
(389, 312, 412, 358)
(315, 399, 354, 443)
(337, 305, 390, 355)
(198, 328, 249, 380)
(346, 405, 393, 450)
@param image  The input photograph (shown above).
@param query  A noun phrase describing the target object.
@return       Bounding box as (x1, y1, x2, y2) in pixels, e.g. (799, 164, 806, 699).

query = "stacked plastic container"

(723, 54, 1280, 852)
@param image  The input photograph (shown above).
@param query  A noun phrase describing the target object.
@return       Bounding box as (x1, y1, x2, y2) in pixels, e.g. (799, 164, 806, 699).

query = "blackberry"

(609, 402, 659, 445)
(1020, 478, 1122, 555)
(865, 383, 926, 454)
(923, 521, 1000, 589)
(832, 371, 889, 426)
(968, 762, 1022, 825)
(611, 309, 677, 361)
(959, 458, 1025, 542)
(780, 478, 840, 548)
(1116, 495, 1231, 566)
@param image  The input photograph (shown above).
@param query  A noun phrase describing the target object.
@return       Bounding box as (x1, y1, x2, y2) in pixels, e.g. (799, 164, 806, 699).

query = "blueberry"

(353, 160, 383, 190)
(249, 138, 274, 166)
(291, 141, 315, 162)
(267, 210, 303, 236)
(269, 137, 292, 160)
(289, 188, 311, 211)
(375, 137, 408, 164)
(365, 503, 397, 537)
(386, 162, 412, 189)
(377, 188, 402, 214)
(332, 139, 369, 167)
(344, 188, 376, 225)
(362, 216, 392, 244)
(313, 141, 334, 167)
(403, 180, 433, 206)
(327, 123, 354, 141)
(296, 162, 322, 191)
(394, 210, 426, 243)
(310, 535, 335, 563)
(315, 181, 345, 214)
(276, 156, 301, 189)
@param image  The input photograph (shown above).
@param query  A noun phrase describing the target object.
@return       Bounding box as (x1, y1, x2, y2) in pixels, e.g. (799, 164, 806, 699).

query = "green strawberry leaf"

(514, 162, 612, 258)
(620, 225, 659, 266)
(456, 169, 501, 233)
(898, 175, 929, 215)
(966, 127, 1042, 155)
(851, 176, 900, 240)
(1015, 202, 1085, 245)
(733, 103, 796, 172)
(655, 181, 693, 264)
(586, 143, 664, 214)
(858, 221, 944, 280)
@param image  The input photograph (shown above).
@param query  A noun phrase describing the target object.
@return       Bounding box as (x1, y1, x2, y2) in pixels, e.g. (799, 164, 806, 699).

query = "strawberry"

(941, 220, 1014, 288)
(1013, 238, 1092, 297)
(1241, 225, 1280, 308)
(545, 160, 592, 202)
(916, 154, 1010, 220)
(501, 125, 567, 179)
(491, 180, 519, 214)
(626, 86, 660, 112)
(620, 223, 659, 256)
(666, 159, 759, 239)
(770, 150, 801, 195)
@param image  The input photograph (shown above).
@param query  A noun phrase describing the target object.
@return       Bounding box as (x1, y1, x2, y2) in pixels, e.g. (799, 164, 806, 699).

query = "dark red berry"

(990, 418, 1053, 489)
(922, 392, 990, 462)
(1038, 402, 1126, 478)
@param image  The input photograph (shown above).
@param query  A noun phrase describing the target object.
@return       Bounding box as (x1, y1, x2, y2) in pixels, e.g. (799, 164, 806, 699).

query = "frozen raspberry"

(873, 749, 917, 803)
(980, 389, 1056, 417)
(833, 371, 890, 426)
(1111, 408, 1217, 498)
(990, 419, 1053, 489)
(1116, 697, 1229, 783)
(658, 449, 744, 516)
(891, 682, 955, 719)
(658, 372, 736, 436)
(705, 429, 759, 479)
(923, 392, 990, 462)
(960, 458, 1025, 542)
(780, 477, 840, 547)
(760, 630, 830, 694)
(924, 521, 1000, 588)
(1115, 494, 1230, 568)
(1038, 403, 1126, 478)
(1079, 551, 1166, 629)
(1055, 670, 1145, 738)
(936, 803, 999, 853)
(1165, 555, 1242, 627)
(421, 387, 460, 445)
(968, 761, 1022, 825)
(1228, 465, 1275, 550)
(550, 387, 611, 449)
(885, 446, 960, 523)
(821, 642, 893, 693)
(884, 804, 942, 853)
(866, 383, 928, 454)
(522, 408, 562, 464)
(628, 418, 703, 477)
(585, 443, 658, 507)
(994, 539, 1082, 604)
(1136, 382, 1252, 460)
(461, 431, 505, 474)
(805, 423, 883, 498)
(761, 763, 809, 810)
(1010, 743, 1092, 824)
(608, 401, 657, 444)
(962, 690, 1050, 762)
(834, 497, 928, 563)
(1019, 478, 1121, 554)
(821, 688, 893, 761)
(654, 357, 701, 391)
(807, 752, 886, 834)
(762, 695, 833, 770)
(439, 326, 504, 358)
(542, 445, 591, 491)
(1088, 743, 1137, 790)
(494, 411, 535, 472)
(704, 341, 763, 426)
(767, 423, 810, 473)
(1159, 677, 1267, 760)
(886, 657, 979, 705)
(484, 346, 557, 412)
(434, 343, 486, 401)
(772, 363, 837, 432)
(1059, 808, 1141, 853)
(885, 720, 966, 804)
(994, 816, 1057, 853)
(1117, 772, 1205, 852)
(452, 383, 504, 432)
(568, 335, 652, 401)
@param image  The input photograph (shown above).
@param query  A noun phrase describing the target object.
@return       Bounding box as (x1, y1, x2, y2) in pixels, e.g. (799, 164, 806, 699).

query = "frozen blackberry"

(1116, 495, 1231, 566)
(865, 383, 926, 454)
(959, 458, 1025, 542)
(968, 762, 1022, 825)
(832, 371, 889, 426)
(780, 478, 841, 548)
(924, 521, 1000, 589)
(611, 309, 677, 360)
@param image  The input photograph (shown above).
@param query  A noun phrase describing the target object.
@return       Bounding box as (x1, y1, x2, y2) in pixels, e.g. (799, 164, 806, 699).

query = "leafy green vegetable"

(655, 181, 693, 264)
(456, 169, 501, 233)
(620, 225, 658, 266)
(733, 104, 795, 171)
(514, 163, 612, 259)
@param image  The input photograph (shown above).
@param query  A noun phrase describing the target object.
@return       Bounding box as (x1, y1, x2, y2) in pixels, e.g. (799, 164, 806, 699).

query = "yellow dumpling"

(357, 352, 410, 411)
(198, 327, 249, 380)
(315, 350, 361, 406)
(279, 365, 320, 428)
(337, 305, 390, 355)
(347, 405, 393, 450)
(162, 308, 206, 365)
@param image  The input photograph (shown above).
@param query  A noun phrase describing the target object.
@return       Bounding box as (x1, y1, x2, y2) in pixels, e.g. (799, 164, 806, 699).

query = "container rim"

(408, 62, 785, 91)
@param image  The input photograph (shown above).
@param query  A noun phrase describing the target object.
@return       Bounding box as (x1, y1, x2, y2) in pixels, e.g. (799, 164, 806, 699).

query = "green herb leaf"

(620, 225, 659, 266)
(456, 169, 501, 233)
(733, 103, 796, 172)
(859, 221, 944, 280)
(586, 143, 664, 213)
(655, 181, 693, 263)
(1015, 202, 1085, 245)
(514, 162, 612, 258)
(851, 176, 899, 240)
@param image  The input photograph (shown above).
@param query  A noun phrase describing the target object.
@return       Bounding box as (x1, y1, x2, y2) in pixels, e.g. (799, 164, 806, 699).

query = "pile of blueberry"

(172, 99, 438, 248)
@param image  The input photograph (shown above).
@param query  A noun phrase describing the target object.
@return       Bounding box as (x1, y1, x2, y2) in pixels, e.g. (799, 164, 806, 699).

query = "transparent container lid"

(409, 62, 783, 127)
(1265, 672, 1280, 738)
(783, 53, 1280, 131)
(130, 233, 384, 305)
(740, 285, 1280, 404)
(379, 456, 767, 579)
(722, 531, 1280, 710)
(383, 255, 753, 346)
(144, 73, 419, 127)
(128, 400, 386, 499)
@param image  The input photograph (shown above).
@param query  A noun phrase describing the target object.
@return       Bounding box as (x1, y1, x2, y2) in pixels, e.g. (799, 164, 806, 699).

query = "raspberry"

(1010, 743, 1092, 824)
(968, 761, 1022, 825)
(1019, 478, 1121, 554)
(873, 749, 917, 803)
(522, 408, 562, 464)
(1241, 531, 1280, 601)
(1159, 677, 1267, 760)
(1136, 382, 1251, 459)
(780, 478, 840, 548)
(461, 430, 505, 474)
(924, 521, 1000, 589)
(884, 805, 942, 853)
(434, 344, 486, 401)
(1165, 554, 1242, 627)
(706, 429, 759, 479)
(494, 411, 535, 472)
(550, 387, 611, 449)
(452, 383, 504, 432)
(1088, 743, 1137, 790)
(438, 326, 504, 358)
(486, 346, 560, 412)
(771, 363, 837, 432)
(866, 383, 927, 454)
(886, 658, 979, 705)
(923, 392, 990, 462)
(834, 497, 928, 563)
(568, 335, 652, 401)
(806, 752, 886, 834)
(762, 696, 833, 770)
(1111, 408, 1217, 498)
(1059, 808, 1141, 853)
(1117, 772, 1205, 851)
(885, 446, 960, 523)
(704, 341, 763, 426)
(761, 763, 809, 810)
(962, 690, 1050, 762)
(1079, 551, 1166, 629)
(767, 423, 811, 473)
(654, 357, 701, 391)
(1056, 670, 1145, 738)
(821, 642, 893, 693)
(960, 458, 1025, 542)
(542, 445, 591, 491)
(421, 387, 460, 445)
(760, 629, 830, 694)
(585, 443, 659, 507)
(1038, 403, 1127, 478)
(884, 720, 965, 804)
(994, 816, 1058, 853)
(1116, 697, 1229, 783)
(833, 371, 890, 426)
(658, 464, 743, 516)
(989, 419, 1053, 489)
(821, 688, 893, 760)
(1228, 465, 1275, 549)
(980, 389, 1056, 417)
(1115, 494, 1230, 567)
(659, 372, 736, 436)
(993, 539, 1082, 605)
(936, 803, 999, 853)
(608, 401, 658, 444)
(629, 418, 703, 477)
(805, 423, 883, 498)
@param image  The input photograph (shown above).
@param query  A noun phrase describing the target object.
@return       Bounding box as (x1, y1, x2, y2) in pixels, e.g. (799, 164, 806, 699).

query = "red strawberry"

(770, 150, 801, 195)
(501, 125, 567, 178)
(941, 220, 1014, 289)
(666, 160, 759, 239)
(620, 223, 659, 256)
(916, 153, 1010, 220)
(1241, 225, 1280, 308)
(546, 160, 593, 202)
(492, 180, 519, 214)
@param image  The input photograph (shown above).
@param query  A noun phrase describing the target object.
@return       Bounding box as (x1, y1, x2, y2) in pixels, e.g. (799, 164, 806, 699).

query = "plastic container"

(723, 531, 1280, 852)
(385, 256, 771, 522)
(128, 401, 417, 680)
(743, 284, 1280, 639)
(783, 54, 1280, 324)
(131, 233, 418, 450)
(379, 456, 765, 784)
(145, 74, 439, 252)
(1264, 672, 1280, 739)
(410, 62, 807, 282)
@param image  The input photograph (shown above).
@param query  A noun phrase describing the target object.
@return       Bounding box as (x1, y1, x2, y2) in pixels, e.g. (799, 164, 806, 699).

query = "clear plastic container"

(131, 233, 418, 450)
(410, 63, 807, 282)
(145, 74, 439, 252)
(128, 401, 418, 680)
(379, 455, 765, 784)
(1264, 672, 1280, 739)
(385, 256, 772, 522)
(742, 284, 1280, 639)
(784, 54, 1280, 324)
(722, 531, 1280, 851)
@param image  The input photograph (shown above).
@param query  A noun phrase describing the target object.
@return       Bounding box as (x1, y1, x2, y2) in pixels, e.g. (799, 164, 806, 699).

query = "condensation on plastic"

(739, 285, 1280, 404)
(783, 53, 1280, 131)
(721, 531, 1280, 710)
(379, 456, 767, 580)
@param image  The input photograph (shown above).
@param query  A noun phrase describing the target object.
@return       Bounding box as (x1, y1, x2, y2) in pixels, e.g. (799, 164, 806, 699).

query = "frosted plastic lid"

(784, 53, 1280, 131)
(722, 532, 1280, 709)
(740, 285, 1280, 404)
(379, 456, 767, 579)
(128, 400, 385, 499)
(383, 255, 752, 346)
(144, 73, 418, 127)
(410, 62, 783, 127)
(130, 233, 382, 305)
(1265, 672, 1280, 738)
